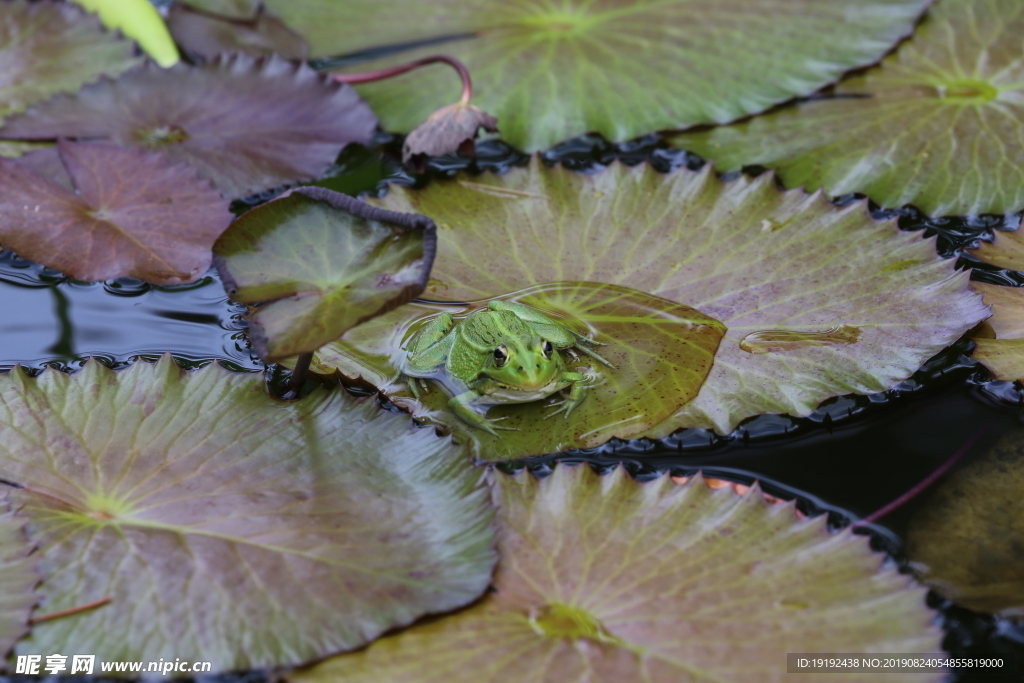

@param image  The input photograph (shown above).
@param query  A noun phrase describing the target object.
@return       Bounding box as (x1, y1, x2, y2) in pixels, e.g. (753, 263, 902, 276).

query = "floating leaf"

(0, 54, 377, 198)
(168, 4, 309, 60)
(969, 281, 1024, 381)
(291, 466, 942, 683)
(672, 0, 1024, 216)
(0, 498, 38, 664)
(310, 161, 985, 450)
(403, 102, 497, 165)
(0, 0, 138, 124)
(178, 0, 260, 20)
(72, 0, 180, 67)
(267, 0, 929, 151)
(308, 282, 725, 459)
(0, 140, 233, 285)
(971, 225, 1024, 273)
(215, 187, 436, 362)
(907, 427, 1024, 616)
(2, 356, 496, 671)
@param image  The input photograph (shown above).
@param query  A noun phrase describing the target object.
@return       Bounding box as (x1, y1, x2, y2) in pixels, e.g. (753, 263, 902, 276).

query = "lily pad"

(178, 0, 260, 20)
(0, 0, 138, 124)
(969, 281, 1024, 381)
(907, 427, 1024, 616)
(672, 0, 1024, 216)
(309, 282, 725, 459)
(2, 355, 496, 671)
(0, 140, 233, 285)
(0, 53, 377, 199)
(267, 0, 929, 151)
(215, 187, 437, 362)
(291, 465, 942, 683)
(168, 4, 309, 60)
(0, 498, 38, 664)
(972, 225, 1024, 273)
(310, 161, 986, 450)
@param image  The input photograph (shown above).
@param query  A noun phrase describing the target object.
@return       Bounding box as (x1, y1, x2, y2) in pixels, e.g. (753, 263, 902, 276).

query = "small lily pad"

(267, 0, 929, 151)
(0, 0, 138, 124)
(215, 187, 437, 362)
(0, 498, 38, 663)
(291, 465, 942, 683)
(907, 427, 1024, 616)
(969, 281, 1024, 381)
(310, 161, 985, 449)
(0, 54, 377, 198)
(2, 356, 496, 671)
(0, 140, 233, 284)
(672, 0, 1024, 216)
(168, 4, 309, 60)
(309, 282, 725, 459)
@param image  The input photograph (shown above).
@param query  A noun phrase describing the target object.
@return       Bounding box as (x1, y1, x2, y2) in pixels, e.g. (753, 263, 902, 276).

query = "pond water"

(3, 136, 1023, 680)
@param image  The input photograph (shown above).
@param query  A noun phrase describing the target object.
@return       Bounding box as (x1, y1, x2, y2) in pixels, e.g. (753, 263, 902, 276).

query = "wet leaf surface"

(268, 0, 929, 151)
(309, 161, 986, 449)
(907, 427, 1024, 616)
(0, 140, 233, 285)
(672, 0, 1024, 216)
(2, 356, 496, 671)
(168, 4, 309, 60)
(291, 465, 942, 683)
(0, 498, 38, 663)
(0, 54, 377, 198)
(969, 281, 1024, 381)
(0, 0, 138, 124)
(309, 282, 725, 460)
(215, 187, 436, 362)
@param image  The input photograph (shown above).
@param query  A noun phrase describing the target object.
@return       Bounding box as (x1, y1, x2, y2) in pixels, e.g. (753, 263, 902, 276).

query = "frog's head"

(483, 336, 561, 390)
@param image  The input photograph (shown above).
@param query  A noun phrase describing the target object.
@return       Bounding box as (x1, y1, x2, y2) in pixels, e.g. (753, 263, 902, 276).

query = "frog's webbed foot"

(405, 376, 432, 399)
(574, 341, 615, 369)
(544, 374, 587, 419)
(449, 392, 519, 437)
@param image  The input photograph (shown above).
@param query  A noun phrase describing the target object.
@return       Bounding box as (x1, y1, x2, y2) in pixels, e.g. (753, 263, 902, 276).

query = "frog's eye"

(493, 345, 509, 367)
(541, 340, 554, 358)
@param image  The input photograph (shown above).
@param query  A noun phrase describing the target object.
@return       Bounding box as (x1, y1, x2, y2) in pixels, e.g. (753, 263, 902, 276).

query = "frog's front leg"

(449, 380, 517, 436)
(402, 313, 455, 397)
(544, 372, 587, 419)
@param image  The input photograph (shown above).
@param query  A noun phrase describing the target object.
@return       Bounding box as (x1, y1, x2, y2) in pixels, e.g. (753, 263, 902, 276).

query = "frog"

(400, 300, 615, 436)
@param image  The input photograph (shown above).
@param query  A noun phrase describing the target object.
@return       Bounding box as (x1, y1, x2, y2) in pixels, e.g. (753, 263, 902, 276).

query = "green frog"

(400, 300, 614, 435)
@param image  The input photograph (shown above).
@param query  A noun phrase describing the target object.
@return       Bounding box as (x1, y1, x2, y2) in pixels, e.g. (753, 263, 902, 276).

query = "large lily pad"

(0, 54, 377, 199)
(672, 0, 1024, 216)
(0, 498, 38, 664)
(969, 281, 1024, 381)
(268, 0, 929, 151)
(0, 140, 233, 285)
(310, 161, 986, 451)
(215, 187, 437, 362)
(907, 427, 1024, 616)
(0, 0, 138, 124)
(291, 465, 942, 683)
(2, 356, 496, 671)
(309, 282, 725, 459)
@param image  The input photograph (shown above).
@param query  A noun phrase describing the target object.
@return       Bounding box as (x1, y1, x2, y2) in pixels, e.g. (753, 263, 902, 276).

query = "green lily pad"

(291, 465, 942, 683)
(968, 281, 1024, 381)
(672, 0, 1024, 216)
(907, 427, 1024, 616)
(310, 161, 986, 451)
(0, 53, 377, 199)
(2, 355, 495, 671)
(168, 4, 309, 60)
(0, 498, 38, 663)
(267, 0, 929, 151)
(215, 187, 437, 362)
(0, 140, 233, 285)
(309, 282, 725, 459)
(0, 0, 138, 124)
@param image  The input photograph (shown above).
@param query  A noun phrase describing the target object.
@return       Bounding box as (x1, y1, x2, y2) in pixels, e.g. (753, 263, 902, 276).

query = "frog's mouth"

(488, 377, 568, 403)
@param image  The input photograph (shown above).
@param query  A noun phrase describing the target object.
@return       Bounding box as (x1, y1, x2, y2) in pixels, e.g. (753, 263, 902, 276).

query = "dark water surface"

(3, 137, 1023, 681)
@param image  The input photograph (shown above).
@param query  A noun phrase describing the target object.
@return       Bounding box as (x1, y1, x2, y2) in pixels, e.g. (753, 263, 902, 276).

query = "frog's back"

(447, 309, 533, 381)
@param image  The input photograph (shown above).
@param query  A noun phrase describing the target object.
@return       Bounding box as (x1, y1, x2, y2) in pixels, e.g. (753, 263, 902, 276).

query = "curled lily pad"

(291, 465, 942, 683)
(907, 427, 1024, 616)
(403, 103, 497, 165)
(2, 355, 496, 671)
(0, 498, 38, 663)
(0, 0, 138, 124)
(0, 140, 233, 285)
(268, 0, 929, 151)
(672, 0, 1024, 216)
(167, 4, 309, 60)
(0, 53, 377, 198)
(308, 282, 725, 459)
(969, 281, 1024, 381)
(311, 161, 985, 448)
(215, 187, 437, 362)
